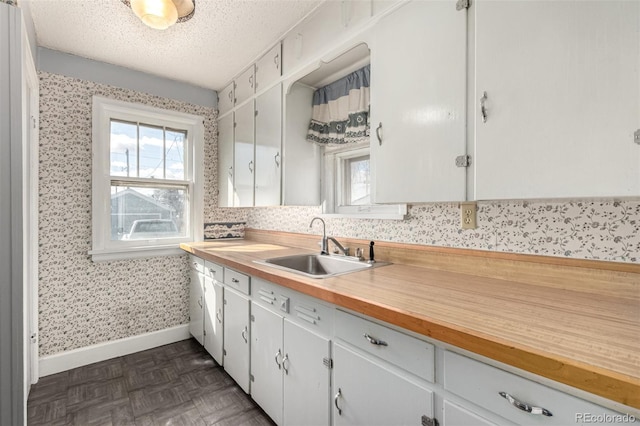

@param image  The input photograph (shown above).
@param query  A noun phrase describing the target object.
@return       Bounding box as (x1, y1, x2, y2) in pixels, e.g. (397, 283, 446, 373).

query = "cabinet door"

(217, 113, 234, 207)
(333, 342, 434, 426)
(204, 277, 224, 365)
(250, 303, 284, 425)
(255, 84, 282, 206)
(474, 1, 640, 199)
(218, 82, 235, 115)
(235, 65, 256, 106)
(283, 320, 331, 426)
(189, 268, 204, 345)
(223, 287, 251, 393)
(234, 102, 255, 207)
(370, 1, 467, 203)
(256, 43, 282, 91)
(442, 400, 497, 426)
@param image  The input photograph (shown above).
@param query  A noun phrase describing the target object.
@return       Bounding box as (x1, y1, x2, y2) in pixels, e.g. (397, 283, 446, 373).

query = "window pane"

(110, 185, 188, 240)
(348, 156, 370, 205)
(139, 125, 165, 179)
(165, 129, 186, 180)
(110, 120, 138, 177)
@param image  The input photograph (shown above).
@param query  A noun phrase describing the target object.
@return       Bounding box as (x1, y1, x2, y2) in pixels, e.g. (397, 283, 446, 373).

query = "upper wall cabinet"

(235, 65, 256, 107)
(474, 1, 640, 200)
(218, 83, 235, 116)
(217, 113, 234, 208)
(256, 43, 282, 92)
(254, 84, 282, 206)
(234, 102, 255, 207)
(370, 1, 467, 204)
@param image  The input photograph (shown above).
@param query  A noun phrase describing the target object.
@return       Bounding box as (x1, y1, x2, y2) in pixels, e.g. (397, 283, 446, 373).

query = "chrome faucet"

(309, 217, 328, 255)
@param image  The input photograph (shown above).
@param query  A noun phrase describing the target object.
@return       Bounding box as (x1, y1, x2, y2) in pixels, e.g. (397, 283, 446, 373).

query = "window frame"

(322, 143, 406, 219)
(90, 96, 204, 262)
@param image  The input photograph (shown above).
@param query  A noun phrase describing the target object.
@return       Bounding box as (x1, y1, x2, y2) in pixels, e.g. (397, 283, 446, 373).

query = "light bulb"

(130, 0, 178, 30)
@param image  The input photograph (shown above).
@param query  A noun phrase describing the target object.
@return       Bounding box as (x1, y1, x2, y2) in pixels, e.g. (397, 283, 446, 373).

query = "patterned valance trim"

(306, 65, 370, 146)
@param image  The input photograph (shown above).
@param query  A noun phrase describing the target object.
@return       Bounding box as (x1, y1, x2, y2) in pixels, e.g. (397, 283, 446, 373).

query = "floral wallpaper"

(245, 201, 640, 263)
(38, 71, 219, 357)
(38, 70, 638, 360)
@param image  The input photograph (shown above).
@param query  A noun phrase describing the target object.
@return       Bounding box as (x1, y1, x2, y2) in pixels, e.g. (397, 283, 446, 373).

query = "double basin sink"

(255, 253, 389, 279)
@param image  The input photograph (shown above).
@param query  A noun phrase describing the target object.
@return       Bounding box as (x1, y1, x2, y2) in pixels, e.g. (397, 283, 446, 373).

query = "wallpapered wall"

(37, 71, 224, 357)
(39, 70, 638, 358)
(244, 201, 639, 263)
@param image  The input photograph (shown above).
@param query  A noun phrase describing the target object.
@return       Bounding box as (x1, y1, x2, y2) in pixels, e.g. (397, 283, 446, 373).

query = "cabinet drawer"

(204, 261, 224, 282)
(334, 309, 434, 382)
(444, 351, 626, 425)
(224, 268, 250, 295)
(189, 255, 204, 273)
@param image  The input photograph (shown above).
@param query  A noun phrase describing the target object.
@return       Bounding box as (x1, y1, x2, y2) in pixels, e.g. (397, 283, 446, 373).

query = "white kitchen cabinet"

(474, 1, 640, 200)
(254, 84, 282, 206)
(250, 278, 332, 425)
(233, 101, 255, 207)
(218, 82, 235, 116)
(369, 0, 467, 203)
(333, 341, 435, 426)
(235, 65, 256, 106)
(188, 256, 204, 346)
(256, 43, 282, 92)
(223, 286, 251, 393)
(203, 274, 224, 366)
(442, 400, 498, 426)
(217, 113, 234, 208)
(443, 351, 626, 426)
(250, 303, 284, 425)
(282, 318, 331, 426)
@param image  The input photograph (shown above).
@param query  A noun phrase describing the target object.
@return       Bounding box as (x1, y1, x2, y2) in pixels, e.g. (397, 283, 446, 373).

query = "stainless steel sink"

(255, 254, 388, 279)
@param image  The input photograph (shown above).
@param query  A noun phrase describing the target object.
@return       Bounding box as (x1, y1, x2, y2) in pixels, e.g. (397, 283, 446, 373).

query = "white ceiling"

(22, 0, 324, 91)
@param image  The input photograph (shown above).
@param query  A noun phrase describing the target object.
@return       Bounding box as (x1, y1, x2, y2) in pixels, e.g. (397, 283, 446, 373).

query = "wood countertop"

(180, 231, 640, 411)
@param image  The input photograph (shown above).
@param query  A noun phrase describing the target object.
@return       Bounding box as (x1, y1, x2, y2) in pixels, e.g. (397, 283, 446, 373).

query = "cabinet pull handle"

(334, 388, 342, 416)
(231, 278, 240, 283)
(228, 166, 233, 177)
(274, 349, 282, 369)
(248, 161, 253, 173)
(193, 261, 199, 268)
(499, 392, 552, 417)
(228, 91, 233, 102)
(480, 91, 488, 123)
(376, 122, 383, 145)
(249, 74, 254, 88)
(274, 152, 280, 167)
(197, 297, 202, 308)
(209, 268, 216, 275)
(364, 333, 388, 346)
(241, 326, 248, 343)
(216, 309, 222, 324)
(282, 353, 289, 375)
(274, 52, 280, 69)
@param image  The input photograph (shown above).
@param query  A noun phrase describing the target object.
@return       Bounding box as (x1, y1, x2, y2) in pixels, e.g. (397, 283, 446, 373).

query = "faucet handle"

(368, 241, 376, 264)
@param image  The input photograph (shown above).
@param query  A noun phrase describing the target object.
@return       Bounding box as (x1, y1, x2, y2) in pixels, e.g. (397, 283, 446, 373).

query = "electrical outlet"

(460, 202, 477, 229)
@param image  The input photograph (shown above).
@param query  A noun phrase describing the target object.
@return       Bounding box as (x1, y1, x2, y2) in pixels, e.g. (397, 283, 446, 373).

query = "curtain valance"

(306, 64, 370, 146)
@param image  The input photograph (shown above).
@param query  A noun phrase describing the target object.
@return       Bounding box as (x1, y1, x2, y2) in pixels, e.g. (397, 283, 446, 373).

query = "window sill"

(89, 245, 186, 262)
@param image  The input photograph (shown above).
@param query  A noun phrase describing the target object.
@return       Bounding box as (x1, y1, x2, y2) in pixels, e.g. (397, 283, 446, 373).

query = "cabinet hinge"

(233, 122, 237, 128)
(456, 0, 470, 10)
(455, 155, 472, 167)
(634, 129, 640, 145)
(203, 329, 207, 336)
(250, 314, 255, 322)
(224, 299, 227, 305)
(323, 357, 333, 369)
(255, 110, 259, 117)
(250, 374, 255, 382)
(223, 349, 227, 356)
(422, 415, 439, 426)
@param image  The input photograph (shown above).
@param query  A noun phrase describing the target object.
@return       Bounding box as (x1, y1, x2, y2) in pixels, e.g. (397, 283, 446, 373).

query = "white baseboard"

(39, 324, 191, 378)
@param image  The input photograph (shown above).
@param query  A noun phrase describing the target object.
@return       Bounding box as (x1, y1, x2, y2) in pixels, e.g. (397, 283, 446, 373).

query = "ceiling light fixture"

(122, 0, 195, 30)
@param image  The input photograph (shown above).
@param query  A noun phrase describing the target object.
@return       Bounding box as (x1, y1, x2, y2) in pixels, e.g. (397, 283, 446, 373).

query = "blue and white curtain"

(306, 64, 370, 145)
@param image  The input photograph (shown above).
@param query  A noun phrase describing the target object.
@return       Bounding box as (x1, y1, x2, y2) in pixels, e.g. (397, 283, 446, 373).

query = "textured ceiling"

(22, 0, 323, 91)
